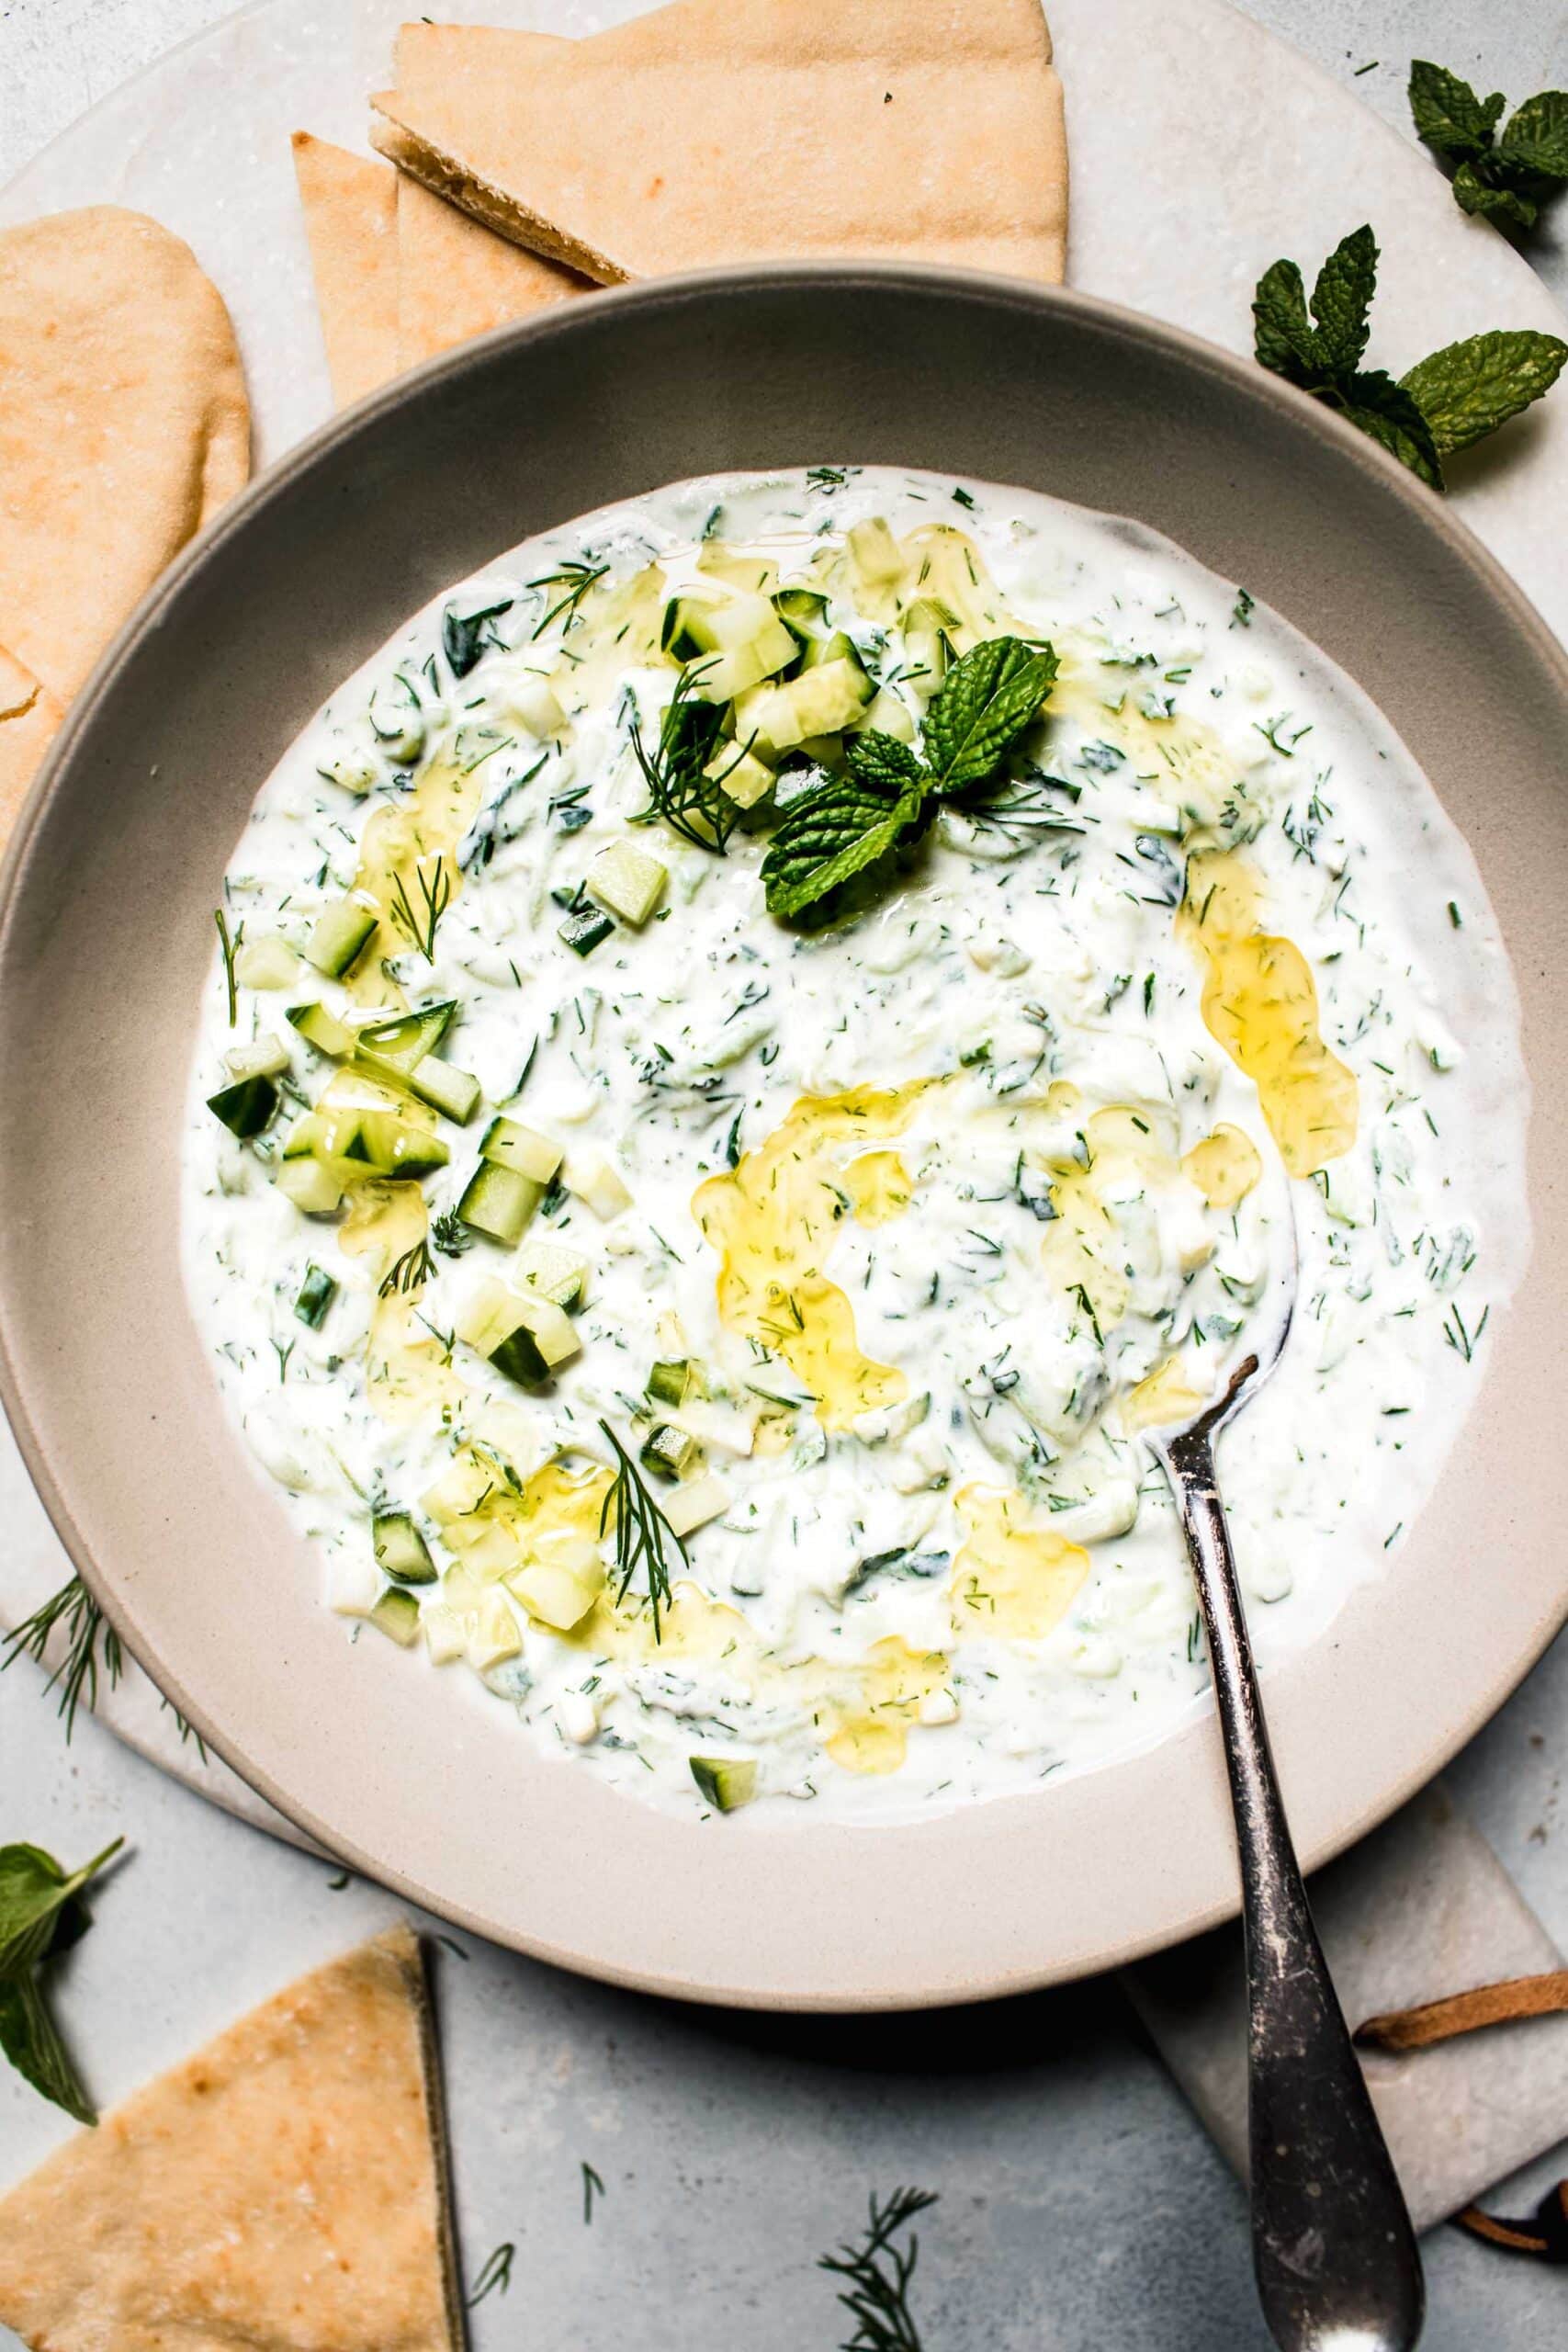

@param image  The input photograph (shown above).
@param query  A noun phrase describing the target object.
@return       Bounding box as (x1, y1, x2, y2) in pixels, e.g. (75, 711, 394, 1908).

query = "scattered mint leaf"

(1409, 62, 1568, 232)
(1308, 225, 1378, 377)
(1408, 61, 1505, 162)
(1400, 330, 1568, 456)
(844, 731, 923, 794)
(1337, 370, 1443, 488)
(0, 1838, 121, 2122)
(1252, 230, 1566, 487)
(441, 598, 513, 680)
(1453, 164, 1537, 229)
(1495, 88, 1568, 179)
(761, 774, 922, 917)
(921, 637, 1058, 792)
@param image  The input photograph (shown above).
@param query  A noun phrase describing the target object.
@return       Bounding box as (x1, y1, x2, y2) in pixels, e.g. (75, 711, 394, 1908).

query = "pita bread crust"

(0, 1927, 462, 2352)
(370, 0, 1067, 288)
(292, 134, 400, 407)
(0, 206, 250, 706)
(0, 642, 62, 849)
(397, 173, 583, 369)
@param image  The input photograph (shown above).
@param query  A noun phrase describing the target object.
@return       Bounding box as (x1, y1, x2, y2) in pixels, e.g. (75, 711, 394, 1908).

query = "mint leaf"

(1453, 163, 1538, 229)
(844, 730, 923, 795)
(0, 1970, 96, 2125)
(1402, 329, 1568, 456)
(1495, 89, 1568, 181)
(1337, 371, 1444, 488)
(0, 1838, 120, 2124)
(1310, 226, 1378, 375)
(761, 775, 923, 917)
(921, 638, 1058, 793)
(1408, 61, 1504, 161)
(1253, 258, 1321, 383)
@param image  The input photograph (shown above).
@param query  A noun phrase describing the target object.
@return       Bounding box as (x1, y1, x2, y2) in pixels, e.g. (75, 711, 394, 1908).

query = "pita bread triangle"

(397, 169, 585, 370)
(370, 0, 1067, 288)
(0, 642, 62, 848)
(0, 1926, 463, 2352)
(291, 134, 400, 407)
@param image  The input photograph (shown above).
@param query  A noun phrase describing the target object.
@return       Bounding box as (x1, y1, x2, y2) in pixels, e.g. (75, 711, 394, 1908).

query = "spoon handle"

(1162, 1422, 1425, 2351)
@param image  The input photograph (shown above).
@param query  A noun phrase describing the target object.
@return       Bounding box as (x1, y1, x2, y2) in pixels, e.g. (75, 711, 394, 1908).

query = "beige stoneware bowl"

(2, 266, 1564, 2008)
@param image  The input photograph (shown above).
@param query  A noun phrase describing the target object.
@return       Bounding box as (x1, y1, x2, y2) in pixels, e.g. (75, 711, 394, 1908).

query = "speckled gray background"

(4, 5, 1568, 2346)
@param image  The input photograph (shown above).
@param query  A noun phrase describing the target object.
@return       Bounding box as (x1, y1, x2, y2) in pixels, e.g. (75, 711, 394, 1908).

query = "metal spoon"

(1145, 1178, 1425, 2351)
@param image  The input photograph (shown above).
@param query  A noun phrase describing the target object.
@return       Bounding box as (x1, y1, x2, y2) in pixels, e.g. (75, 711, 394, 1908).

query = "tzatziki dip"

(182, 467, 1527, 1823)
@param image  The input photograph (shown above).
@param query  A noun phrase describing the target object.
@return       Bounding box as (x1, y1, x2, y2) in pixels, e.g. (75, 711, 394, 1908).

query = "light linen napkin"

(1126, 1780, 1568, 2229)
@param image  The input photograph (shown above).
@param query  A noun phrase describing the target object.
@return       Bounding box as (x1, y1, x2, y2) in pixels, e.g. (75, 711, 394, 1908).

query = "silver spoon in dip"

(1144, 1165, 1425, 2352)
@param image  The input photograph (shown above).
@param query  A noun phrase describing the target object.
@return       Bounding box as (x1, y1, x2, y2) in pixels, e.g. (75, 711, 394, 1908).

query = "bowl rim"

(4, 258, 1565, 2010)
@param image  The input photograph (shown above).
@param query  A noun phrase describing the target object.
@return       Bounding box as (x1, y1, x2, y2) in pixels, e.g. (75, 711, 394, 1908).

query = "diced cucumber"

(488, 1323, 549, 1387)
(480, 1117, 561, 1182)
(514, 1239, 588, 1310)
(705, 743, 775, 810)
(306, 894, 378, 978)
(368, 676, 425, 761)
(208, 1075, 278, 1137)
(857, 687, 916, 742)
(773, 586, 830, 647)
(663, 1473, 731, 1539)
(733, 659, 874, 757)
(317, 751, 380, 797)
(584, 840, 667, 928)
(353, 999, 457, 1074)
(233, 933, 300, 989)
(689, 1755, 758, 1812)
(797, 630, 872, 686)
(455, 1277, 523, 1356)
(694, 546, 778, 596)
(276, 1159, 344, 1216)
(288, 1001, 355, 1057)
(686, 623, 798, 704)
(847, 516, 905, 587)
(456, 1276, 579, 1384)
(660, 594, 712, 662)
(640, 1423, 700, 1481)
(373, 1510, 437, 1586)
(223, 1035, 290, 1082)
(367, 1587, 422, 1645)
(558, 906, 615, 956)
(355, 1112, 448, 1180)
(423, 1604, 470, 1666)
(506, 673, 567, 738)
(901, 596, 955, 689)
(512, 1291, 580, 1369)
(562, 1150, 631, 1221)
(648, 1357, 692, 1407)
(458, 1160, 542, 1247)
(405, 1057, 481, 1125)
(508, 1555, 603, 1632)
(468, 1589, 523, 1669)
(295, 1264, 337, 1328)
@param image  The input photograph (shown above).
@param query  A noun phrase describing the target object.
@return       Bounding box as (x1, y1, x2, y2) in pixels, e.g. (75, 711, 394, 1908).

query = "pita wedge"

(370, 0, 1068, 288)
(0, 1926, 463, 2352)
(292, 133, 400, 407)
(0, 206, 250, 708)
(0, 643, 63, 850)
(397, 172, 584, 370)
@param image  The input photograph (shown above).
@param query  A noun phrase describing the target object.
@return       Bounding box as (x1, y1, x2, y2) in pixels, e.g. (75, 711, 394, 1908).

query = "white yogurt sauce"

(180, 468, 1528, 1823)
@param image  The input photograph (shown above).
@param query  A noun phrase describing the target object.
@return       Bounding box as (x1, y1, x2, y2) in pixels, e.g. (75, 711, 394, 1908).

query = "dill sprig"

(529, 560, 609, 639)
(630, 666, 745, 854)
(388, 858, 451, 962)
(379, 1238, 435, 1297)
(430, 1207, 473, 1258)
(819, 2188, 939, 2352)
(214, 907, 243, 1025)
(597, 1419, 687, 1643)
(465, 2242, 516, 2308)
(2, 1575, 122, 1741)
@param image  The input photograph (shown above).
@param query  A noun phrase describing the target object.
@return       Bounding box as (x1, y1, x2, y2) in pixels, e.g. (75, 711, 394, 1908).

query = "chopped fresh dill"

(2, 1574, 122, 1740)
(529, 560, 609, 639)
(388, 857, 452, 962)
(598, 1419, 687, 1642)
(630, 665, 744, 853)
(465, 2242, 516, 2308)
(430, 1208, 472, 1258)
(214, 907, 243, 1025)
(582, 2160, 605, 2223)
(380, 1238, 435, 1296)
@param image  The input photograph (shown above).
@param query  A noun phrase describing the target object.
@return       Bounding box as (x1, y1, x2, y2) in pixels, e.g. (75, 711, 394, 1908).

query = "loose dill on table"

(2, 1575, 122, 1740)
(597, 1419, 686, 1641)
(819, 2187, 939, 2352)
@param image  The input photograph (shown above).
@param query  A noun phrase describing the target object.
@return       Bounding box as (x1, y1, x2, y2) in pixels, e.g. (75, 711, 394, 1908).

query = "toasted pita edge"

(291, 131, 400, 407)
(0, 642, 63, 849)
(371, 96, 627, 288)
(395, 173, 586, 368)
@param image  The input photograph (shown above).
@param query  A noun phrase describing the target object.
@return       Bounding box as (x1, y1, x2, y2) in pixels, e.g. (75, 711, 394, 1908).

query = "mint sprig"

(1409, 62, 1568, 232)
(0, 1837, 122, 2122)
(761, 636, 1057, 921)
(1252, 226, 1566, 489)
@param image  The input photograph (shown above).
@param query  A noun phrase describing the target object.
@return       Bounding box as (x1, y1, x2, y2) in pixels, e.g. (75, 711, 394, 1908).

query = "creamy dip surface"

(181, 467, 1528, 1824)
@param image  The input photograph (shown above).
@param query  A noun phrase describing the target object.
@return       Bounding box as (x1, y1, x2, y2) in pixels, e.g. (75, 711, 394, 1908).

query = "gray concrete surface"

(5, 4, 1568, 2346)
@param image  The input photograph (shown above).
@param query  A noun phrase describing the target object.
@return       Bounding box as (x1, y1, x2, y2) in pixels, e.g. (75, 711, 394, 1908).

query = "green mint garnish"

(1409, 62, 1568, 232)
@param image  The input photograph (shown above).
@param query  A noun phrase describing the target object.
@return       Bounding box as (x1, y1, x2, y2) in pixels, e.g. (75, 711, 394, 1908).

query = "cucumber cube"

(558, 906, 615, 956)
(468, 1589, 524, 1670)
(662, 1473, 731, 1539)
(223, 1035, 291, 1083)
(584, 840, 667, 928)
(208, 1075, 278, 1138)
(373, 1510, 437, 1586)
(562, 1150, 631, 1221)
(508, 1555, 604, 1633)
(367, 1588, 422, 1646)
(689, 1755, 758, 1812)
(457, 1161, 542, 1247)
(294, 1264, 338, 1329)
(488, 1323, 550, 1388)
(288, 1001, 355, 1057)
(354, 998, 457, 1073)
(640, 1423, 699, 1481)
(647, 1357, 692, 1407)
(847, 516, 905, 585)
(306, 893, 379, 978)
(406, 1056, 481, 1125)
(705, 745, 775, 810)
(480, 1118, 563, 1183)
(275, 1159, 343, 1216)
(514, 1239, 589, 1310)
